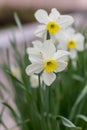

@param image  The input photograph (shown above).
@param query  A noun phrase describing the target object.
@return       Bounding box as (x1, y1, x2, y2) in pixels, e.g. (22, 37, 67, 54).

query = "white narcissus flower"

(34, 8, 74, 38)
(30, 74, 39, 88)
(56, 27, 84, 59)
(26, 40, 69, 86)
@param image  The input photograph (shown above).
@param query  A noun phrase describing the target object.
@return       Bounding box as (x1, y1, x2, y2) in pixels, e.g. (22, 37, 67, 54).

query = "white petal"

(41, 40, 56, 59)
(27, 47, 38, 55)
(76, 42, 84, 51)
(74, 33, 84, 43)
(27, 40, 43, 57)
(57, 42, 67, 50)
(29, 54, 43, 63)
(53, 50, 69, 61)
(54, 61, 67, 73)
(73, 33, 84, 51)
(34, 25, 46, 37)
(34, 9, 49, 24)
(56, 36, 68, 50)
(66, 27, 75, 34)
(55, 29, 70, 48)
(70, 50, 77, 59)
(49, 8, 60, 21)
(26, 63, 43, 76)
(58, 15, 74, 28)
(42, 71, 56, 86)
(30, 75, 39, 88)
(27, 48, 42, 61)
(32, 40, 43, 49)
(57, 27, 75, 38)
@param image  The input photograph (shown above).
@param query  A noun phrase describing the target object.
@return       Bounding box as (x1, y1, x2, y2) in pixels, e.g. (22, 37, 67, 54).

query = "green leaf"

(8, 69, 31, 94)
(56, 115, 75, 127)
(10, 118, 30, 130)
(6, 48, 10, 66)
(0, 106, 5, 118)
(56, 115, 81, 130)
(14, 12, 26, 44)
(0, 105, 11, 130)
(14, 12, 23, 31)
(2, 102, 19, 122)
(10, 39, 23, 66)
(72, 74, 84, 82)
(77, 114, 87, 122)
(0, 82, 10, 93)
(69, 84, 87, 120)
(6, 69, 24, 86)
(0, 120, 9, 130)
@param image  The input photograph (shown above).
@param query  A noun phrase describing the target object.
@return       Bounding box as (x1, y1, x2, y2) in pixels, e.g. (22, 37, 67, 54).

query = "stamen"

(67, 39, 76, 49)
(46, 21, 60, 34)
(44, 59, 58, 72)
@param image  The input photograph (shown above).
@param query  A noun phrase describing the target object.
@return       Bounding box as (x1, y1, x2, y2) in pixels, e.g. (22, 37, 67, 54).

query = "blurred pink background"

(0, 0, 87, 25)
(0, 0, 87, 10)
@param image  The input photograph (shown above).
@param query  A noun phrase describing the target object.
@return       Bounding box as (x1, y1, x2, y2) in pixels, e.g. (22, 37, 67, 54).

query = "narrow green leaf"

(56, 115, 75, 128)
(72, 74, 84, 82)
(10, 39, 23, 66)
(0, 120, 9, 130)
(2, 102, 19, 122)
(14, 12, 23, 31)
(69, 84, 87, 120)
(56, 115, 81, 130)
(14, 12, 26, 44)
(0, 106, 5, 118)
(9, 118, 30, 130)
(77, 114, 87, 122)
(0, 82, 10, 93)
(6, 70, 24, 86)
(6, 48, 10, 66)
(6, 70, 32, 97)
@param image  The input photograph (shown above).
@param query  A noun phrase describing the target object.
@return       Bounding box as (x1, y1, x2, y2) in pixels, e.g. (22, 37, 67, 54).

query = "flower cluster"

(26, 8, 84, 86)
(26, 40, 69, 86)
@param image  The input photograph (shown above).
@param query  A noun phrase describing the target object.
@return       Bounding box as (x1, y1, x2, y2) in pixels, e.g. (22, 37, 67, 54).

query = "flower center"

(44, 59, 58, 72)
(67, 39, 76, 49)
(46, 21, 60, 34)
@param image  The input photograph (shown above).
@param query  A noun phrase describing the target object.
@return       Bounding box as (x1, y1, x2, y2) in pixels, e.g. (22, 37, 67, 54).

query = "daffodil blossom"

(56, 28, 84, 59)
(30, 74, 39, 88)
(34, 8, 74, 38)
(26, 40, 69, 86)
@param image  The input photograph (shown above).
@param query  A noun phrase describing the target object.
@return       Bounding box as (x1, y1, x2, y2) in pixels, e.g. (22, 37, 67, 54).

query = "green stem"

(38, 75, 47, 130)
(46, 31, 50, 40)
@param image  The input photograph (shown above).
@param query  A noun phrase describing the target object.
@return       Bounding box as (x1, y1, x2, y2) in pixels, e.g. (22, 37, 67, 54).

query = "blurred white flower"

(34, 8, 74, 38)
(30, 74, 39, 88)
(56, 27, 84, 59)
(11, 65, 21, 79)
(26, 40, 69, 86)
